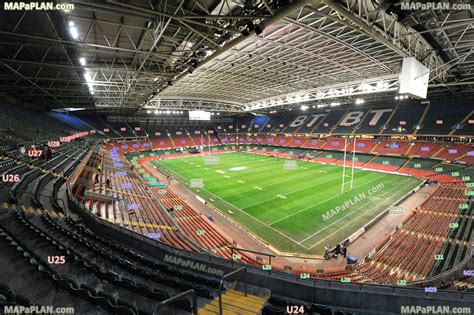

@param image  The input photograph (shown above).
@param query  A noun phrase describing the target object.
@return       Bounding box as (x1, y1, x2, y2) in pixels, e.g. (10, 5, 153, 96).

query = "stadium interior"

(0, 0, 473, 314)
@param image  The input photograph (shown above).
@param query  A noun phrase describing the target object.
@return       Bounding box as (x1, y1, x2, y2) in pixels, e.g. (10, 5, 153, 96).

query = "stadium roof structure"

(0, 0, 473, 113)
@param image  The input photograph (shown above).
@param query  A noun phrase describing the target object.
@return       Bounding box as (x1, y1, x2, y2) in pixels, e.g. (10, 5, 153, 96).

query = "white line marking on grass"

(221, 162, 335, 200)
(303, 178, 414, 248)
(277, 194, 287, 199)
(237, 169, 343, 209)
(204, 168, 209, 170)
(254, 186, 263, 190)
(238, 180, 245, 184)
(216, 170, 225, 174)
(156, 158, 302, 246)
(196, 185, 306, 247)
(268, 174, 388, 226)
(224, 175, 231, 179)
(229, 166, 247, 171)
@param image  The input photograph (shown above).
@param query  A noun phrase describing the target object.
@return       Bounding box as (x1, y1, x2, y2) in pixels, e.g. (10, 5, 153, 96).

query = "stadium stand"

(364, 156, 407, 172)
(371, 140, 410, 156)
(455, 115, 474, 136)
(408, 141, 444, 158)
(356, 108, 395, 134)
(384, 103, 427, 135)
(354, 183, 470, 284)
(315, 110, 347, 134)
(419, 103, 472, 136)
(1, 101, 472, 313)
(1, 2, 473, 313)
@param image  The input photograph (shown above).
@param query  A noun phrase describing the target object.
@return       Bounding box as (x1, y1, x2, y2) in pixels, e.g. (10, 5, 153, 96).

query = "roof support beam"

(0, 58, 176, 76)
(139, 0, 318, 112)
(0, 62, 66, 106)
(0, 30, 190, 58)
(322, 0, 408, 57)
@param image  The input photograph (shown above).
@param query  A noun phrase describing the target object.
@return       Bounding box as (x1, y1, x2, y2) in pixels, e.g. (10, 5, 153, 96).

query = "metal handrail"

(230, 246, 275, 266)
(218, 267, 247, 315)
(152, 289, 197, 315)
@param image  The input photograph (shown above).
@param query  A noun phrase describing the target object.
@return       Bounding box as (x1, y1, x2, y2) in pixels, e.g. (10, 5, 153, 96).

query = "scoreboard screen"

(189, 110, 211, 121)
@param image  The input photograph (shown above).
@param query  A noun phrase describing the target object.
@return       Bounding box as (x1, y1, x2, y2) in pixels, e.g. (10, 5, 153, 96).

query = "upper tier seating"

(273, 114, 298, 133)
(107, 122, 137, 138)
(126, 122, 147, 137)
(382, 103, 426, 135)
(214, 121, 236, 134)
(313, 109, 347, 134)
(72, 114, 114, 137)
(232, 117, 254, 134)
(419, 102, 472, 135)
(454, 114, 474, 136)
(0, 102, 79, 142)
(332, 108, 372, 134)
(261, 116, 284, 133)
(356, 107, 395, 134)
(247, 115, 269, 133)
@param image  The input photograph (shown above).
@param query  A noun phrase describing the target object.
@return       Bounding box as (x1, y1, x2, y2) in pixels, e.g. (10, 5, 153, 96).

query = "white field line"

(219, 163, 338, 200)
(301, 178, 413, 247)
(155, 158, 307, 248)
(198, 185, 307, 247)
(156, 152, 415, 251)
(238, 170, 347, 210)
(269, 174, 388, 226)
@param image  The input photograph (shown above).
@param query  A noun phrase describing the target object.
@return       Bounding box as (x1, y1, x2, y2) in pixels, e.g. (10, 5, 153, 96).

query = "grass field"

(151, 151, 422, 255)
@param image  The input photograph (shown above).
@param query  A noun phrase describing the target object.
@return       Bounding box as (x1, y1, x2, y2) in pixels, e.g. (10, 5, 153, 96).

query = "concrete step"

(218, 295, 264, 311)
(205, 300, 257, 315)
(198, 289, 267, 315)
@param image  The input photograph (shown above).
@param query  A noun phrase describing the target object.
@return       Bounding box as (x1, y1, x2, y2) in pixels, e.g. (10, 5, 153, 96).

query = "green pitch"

(151, 151, 422, 255)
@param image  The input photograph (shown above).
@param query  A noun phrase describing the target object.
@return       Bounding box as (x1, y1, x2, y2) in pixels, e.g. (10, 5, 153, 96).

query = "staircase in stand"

(2, 202, 64, 218)
(199, 289, 268, 315)
(398, 156, 413, 170)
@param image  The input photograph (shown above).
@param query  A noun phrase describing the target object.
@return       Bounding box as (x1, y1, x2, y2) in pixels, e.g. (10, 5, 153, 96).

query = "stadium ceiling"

(0, 0, 473, 113)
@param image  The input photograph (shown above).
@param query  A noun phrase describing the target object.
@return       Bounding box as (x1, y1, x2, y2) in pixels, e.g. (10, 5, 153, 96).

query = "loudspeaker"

(398, 57, 429, 99)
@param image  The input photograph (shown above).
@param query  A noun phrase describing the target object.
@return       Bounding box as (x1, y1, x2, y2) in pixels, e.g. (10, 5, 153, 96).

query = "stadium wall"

(66, 182, 474, 313)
